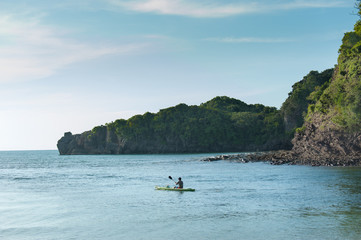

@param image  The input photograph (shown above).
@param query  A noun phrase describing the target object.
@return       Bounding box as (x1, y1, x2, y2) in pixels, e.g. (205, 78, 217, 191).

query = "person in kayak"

(175, 177, 183, 189)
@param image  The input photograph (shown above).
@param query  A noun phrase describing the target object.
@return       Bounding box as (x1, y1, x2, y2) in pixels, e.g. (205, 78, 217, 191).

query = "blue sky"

(0, 0, 358, 150)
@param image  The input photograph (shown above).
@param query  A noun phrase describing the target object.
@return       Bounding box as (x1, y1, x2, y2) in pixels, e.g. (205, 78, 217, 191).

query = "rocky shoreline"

(201, 113, 361, 167)
(201, 150, 361, 167)
(200, 151, 293, 165)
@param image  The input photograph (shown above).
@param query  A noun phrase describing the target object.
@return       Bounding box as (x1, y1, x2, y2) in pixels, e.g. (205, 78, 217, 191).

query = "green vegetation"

(100, 96, 287, 152)
(305, 5, 361, 132)
(85, 58, 342, 153)
(87, 68, 335, 153)
(280, 69, 333, 133)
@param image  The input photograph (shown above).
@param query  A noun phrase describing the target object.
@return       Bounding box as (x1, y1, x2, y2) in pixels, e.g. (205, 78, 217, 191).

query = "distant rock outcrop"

(57, 129, 126, 155)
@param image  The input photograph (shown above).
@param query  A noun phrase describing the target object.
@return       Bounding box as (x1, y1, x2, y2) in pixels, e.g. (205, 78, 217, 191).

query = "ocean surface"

(0, 150, 360, 240)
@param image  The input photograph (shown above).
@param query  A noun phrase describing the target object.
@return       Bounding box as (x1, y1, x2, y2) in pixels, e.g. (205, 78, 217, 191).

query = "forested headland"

(57, 69, 333, 155)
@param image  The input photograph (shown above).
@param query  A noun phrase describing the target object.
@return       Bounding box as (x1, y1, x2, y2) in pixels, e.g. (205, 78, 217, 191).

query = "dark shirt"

(176, 180, 183, 188)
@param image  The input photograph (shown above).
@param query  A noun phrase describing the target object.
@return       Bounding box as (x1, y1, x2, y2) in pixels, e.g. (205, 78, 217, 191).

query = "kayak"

(155, 186, 195, 192)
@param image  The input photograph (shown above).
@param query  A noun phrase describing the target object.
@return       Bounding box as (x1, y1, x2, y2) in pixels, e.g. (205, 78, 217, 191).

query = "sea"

(0, 150, 360, 240)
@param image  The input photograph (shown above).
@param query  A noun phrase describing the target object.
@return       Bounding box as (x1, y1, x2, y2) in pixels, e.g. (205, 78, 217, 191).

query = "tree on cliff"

(280, 69, 333, 133)
(356, 0, 361, 16)
(305, 10, 361, 132)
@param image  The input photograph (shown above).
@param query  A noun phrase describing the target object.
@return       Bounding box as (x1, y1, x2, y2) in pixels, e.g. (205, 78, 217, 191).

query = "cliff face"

(57, 127, 282, 155)
(57, 129, 125, 155)
(291, 113, 361, 166)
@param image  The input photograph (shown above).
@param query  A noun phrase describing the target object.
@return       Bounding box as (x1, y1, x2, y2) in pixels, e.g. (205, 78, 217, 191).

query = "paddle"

(168, 176, 176, 184)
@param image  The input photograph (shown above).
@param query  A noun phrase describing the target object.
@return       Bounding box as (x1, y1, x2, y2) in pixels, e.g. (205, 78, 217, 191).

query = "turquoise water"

(0, 151, 360, 240)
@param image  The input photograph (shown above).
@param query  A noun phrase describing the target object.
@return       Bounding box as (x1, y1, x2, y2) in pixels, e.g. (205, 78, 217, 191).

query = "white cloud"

(108, 0, 350, 18)
(277, 0, 349, 9)
(108, 0, 259, 17)
(0, 14, 147, 83)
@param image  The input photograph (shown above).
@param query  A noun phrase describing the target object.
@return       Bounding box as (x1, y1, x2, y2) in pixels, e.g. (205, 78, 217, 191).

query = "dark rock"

(289, 114, 361, 166)
(201, 154, 246, 162)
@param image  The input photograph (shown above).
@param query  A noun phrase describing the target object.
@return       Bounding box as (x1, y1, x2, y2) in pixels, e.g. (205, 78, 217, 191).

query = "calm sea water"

(0, 150, 360, 240)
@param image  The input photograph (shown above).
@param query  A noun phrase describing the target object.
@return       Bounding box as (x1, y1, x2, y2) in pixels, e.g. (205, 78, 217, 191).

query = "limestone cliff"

(57, 129, 125, 155)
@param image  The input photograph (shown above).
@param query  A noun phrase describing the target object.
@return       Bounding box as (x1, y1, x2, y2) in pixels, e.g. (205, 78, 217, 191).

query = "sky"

(0, 0, 358, 150)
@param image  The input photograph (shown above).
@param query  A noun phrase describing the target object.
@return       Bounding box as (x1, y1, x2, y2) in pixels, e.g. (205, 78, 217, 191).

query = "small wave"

(101, 175, 124, 179)
(12, 177, 33, 181)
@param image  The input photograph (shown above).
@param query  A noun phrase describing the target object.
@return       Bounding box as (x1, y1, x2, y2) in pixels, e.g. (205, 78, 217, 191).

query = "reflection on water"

(332, 168, 361, 239)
